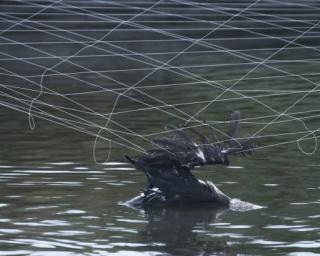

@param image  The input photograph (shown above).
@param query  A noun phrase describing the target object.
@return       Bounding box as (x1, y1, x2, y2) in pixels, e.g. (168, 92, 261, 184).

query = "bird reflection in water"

(137, 204, 236, 256)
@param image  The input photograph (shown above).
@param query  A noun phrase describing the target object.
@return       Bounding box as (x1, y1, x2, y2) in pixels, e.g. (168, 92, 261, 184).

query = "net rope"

(0, 0, 319, 162)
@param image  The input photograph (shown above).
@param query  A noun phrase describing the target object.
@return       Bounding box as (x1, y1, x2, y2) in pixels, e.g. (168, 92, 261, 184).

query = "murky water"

(1, 1, 320, 255)
(1, 123, 320, 255)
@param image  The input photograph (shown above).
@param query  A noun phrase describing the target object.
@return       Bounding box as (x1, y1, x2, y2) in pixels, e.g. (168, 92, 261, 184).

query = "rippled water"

(1, 0, 320, 255)
(1, 114, 320, 255)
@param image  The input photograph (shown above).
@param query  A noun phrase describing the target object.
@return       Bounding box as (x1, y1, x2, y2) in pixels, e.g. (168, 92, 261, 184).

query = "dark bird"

(125, 111, 260, 211)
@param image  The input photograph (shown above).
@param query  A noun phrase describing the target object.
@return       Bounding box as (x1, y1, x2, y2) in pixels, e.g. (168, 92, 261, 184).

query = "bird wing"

(125, 111, 255, 199)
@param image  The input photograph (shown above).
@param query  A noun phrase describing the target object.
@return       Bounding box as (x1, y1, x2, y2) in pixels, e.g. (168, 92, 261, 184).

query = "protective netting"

(0, 0, 320, 161)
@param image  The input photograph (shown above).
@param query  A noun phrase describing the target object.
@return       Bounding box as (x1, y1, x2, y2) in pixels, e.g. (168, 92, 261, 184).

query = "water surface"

(1, 0, 320, 255)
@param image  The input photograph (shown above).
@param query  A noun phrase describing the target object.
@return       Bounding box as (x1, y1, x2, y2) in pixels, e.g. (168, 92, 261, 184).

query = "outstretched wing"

(149, 111, 254, 167)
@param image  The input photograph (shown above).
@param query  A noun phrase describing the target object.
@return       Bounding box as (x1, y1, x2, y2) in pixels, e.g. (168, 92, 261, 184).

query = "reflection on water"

(137, 206, 232, 255)
(0, 161, 320, 255)
(1, 0, 320, 255)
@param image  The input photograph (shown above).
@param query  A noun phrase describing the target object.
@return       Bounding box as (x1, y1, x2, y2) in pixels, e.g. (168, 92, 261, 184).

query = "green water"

(1, 0, 320, 255)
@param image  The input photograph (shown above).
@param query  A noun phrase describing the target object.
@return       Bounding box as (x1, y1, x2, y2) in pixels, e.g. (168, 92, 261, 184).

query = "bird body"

(125, 111, 256, 209)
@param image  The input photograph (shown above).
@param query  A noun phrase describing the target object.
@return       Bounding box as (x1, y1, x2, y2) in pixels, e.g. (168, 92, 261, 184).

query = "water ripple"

(56, 210, 86, 215)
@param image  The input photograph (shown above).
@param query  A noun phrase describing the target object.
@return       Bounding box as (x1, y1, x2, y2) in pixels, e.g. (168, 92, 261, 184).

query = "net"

(0, 0, 319, 162)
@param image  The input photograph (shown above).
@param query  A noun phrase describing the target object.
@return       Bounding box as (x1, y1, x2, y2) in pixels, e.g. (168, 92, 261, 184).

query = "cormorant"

(125, 111, 259, 210)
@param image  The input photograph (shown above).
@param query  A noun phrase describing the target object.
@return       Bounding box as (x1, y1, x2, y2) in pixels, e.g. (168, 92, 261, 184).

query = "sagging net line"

(0, 0, 319, 162)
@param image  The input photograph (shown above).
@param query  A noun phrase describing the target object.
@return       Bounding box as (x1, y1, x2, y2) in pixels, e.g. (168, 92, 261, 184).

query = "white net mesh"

(0, 0, 319, 161)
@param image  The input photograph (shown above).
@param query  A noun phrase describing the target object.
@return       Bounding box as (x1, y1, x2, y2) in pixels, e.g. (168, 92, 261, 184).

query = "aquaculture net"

(0, 0, 320, 161)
